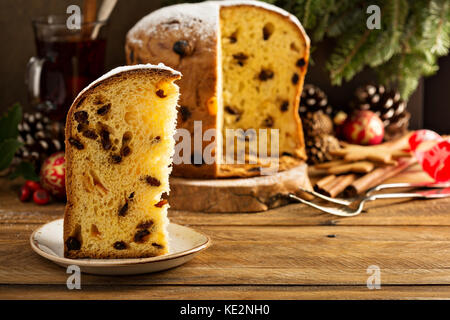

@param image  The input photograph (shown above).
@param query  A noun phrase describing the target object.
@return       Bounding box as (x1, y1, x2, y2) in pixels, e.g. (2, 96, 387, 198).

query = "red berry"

(33, 189, 50, 205)
(19, 185, 31, 202)
(25, 180, 42, 192)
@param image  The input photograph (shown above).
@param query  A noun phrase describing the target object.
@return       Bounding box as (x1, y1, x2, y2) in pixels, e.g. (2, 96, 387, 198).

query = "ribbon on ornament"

(409, 130, 450, 182)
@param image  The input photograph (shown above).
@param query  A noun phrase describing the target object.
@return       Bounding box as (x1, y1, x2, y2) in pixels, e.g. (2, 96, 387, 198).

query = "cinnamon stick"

(344, 157, 416, 197)
(314, 174, 336, 190)
(327, 161, 375, 175)
(314, 160, 347, 170)
(315, 174, 357, 198)
(326, 174, 357, 198)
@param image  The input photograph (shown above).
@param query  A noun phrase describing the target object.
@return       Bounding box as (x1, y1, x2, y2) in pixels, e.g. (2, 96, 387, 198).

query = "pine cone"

(15, 112, 64, 169)
(352, 84, 409, 141)
(299, 84, 333, 116)
(306, 134, 340, 165)
(302, 110, 334, 137)
(384, 110, 411, 141)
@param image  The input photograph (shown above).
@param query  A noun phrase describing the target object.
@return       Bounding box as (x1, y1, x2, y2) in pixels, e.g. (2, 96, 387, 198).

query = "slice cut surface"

(220, 4, 308, 160)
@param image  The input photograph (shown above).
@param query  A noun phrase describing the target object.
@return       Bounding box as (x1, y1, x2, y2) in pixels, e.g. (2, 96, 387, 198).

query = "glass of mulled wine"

(27, 15, 107, 121)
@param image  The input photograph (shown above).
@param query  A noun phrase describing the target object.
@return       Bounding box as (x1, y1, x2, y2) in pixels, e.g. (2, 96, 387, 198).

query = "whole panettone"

(126, 0, 310, 178)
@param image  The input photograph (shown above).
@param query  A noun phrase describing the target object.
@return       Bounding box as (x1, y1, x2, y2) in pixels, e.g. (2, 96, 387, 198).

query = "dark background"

(0, 0, 162, 112)
(0, 0, 448, 133)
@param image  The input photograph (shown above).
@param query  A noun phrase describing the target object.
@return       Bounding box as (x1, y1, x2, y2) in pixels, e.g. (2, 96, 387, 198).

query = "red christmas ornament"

(341, 110, 384, 145)
(409, 130, 450, 183)
(40, 151, 66, 199)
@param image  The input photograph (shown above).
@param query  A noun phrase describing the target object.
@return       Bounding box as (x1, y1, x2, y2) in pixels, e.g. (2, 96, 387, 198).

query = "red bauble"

(40, 151, 66, 199)
(341, 110, 384, 145)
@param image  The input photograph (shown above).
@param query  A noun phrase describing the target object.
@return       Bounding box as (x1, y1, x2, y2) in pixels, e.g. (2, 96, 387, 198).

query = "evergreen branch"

(390, 0, 401, 35)
(430, 0, 449, 55)
(329, 29, 372, 84)
(303, 0, 312, 28)
(325, 1, 366, 38)
(376, 51, 438, 97)
(313, 11, 329, 41)
(165, 0, 449, 100)
(400, 16, 417, 53)
(369, 0, 408, 67)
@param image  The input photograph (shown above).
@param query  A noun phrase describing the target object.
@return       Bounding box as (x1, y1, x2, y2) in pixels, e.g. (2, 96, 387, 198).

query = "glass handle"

(25, 56, 46, 105)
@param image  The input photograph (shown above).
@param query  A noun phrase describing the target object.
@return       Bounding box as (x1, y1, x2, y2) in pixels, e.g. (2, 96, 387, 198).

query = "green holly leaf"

(0, 103, 22, 141)
(0, 139, 22, 171)
(8, 161, 39, 181)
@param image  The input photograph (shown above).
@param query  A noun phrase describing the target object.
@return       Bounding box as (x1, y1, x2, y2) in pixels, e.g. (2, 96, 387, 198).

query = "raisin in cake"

(126, 0, 310, 178)
(64, 64, 181, 259)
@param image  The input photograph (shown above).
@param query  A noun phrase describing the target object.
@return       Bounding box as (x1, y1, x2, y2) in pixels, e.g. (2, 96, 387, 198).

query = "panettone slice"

(64, 64, 181, 259)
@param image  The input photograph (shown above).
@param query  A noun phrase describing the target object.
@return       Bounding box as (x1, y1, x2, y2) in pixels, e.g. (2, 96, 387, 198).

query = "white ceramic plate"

(30, 219, 211, 275)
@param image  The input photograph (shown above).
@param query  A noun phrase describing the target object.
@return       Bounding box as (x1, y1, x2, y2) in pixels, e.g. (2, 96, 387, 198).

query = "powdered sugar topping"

(128, 1, 309, 46)
(128, 1, 219, 43)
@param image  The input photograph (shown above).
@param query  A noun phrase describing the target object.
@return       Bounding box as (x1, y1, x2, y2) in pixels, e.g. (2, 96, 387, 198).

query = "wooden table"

(1, 165, 450, 300)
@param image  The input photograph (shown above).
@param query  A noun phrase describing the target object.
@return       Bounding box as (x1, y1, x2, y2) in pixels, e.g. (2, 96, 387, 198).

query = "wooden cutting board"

(169, 163, 312, 213)
(169, 162, 432, 213)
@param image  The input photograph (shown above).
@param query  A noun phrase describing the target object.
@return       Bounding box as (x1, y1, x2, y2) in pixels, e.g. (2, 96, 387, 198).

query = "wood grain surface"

(1, 164, 450, 299)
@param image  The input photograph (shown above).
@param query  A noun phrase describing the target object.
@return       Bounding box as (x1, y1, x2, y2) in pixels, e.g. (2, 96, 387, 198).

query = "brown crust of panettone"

(126, 2, 310, 178)
(64, 67, 180, 259)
